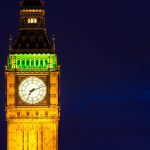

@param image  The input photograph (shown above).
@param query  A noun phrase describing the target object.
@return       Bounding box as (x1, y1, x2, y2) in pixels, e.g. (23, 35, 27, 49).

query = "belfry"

(5, 0, 60, 149)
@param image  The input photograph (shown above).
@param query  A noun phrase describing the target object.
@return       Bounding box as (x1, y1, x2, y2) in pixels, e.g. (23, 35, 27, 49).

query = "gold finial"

(9, 34, 12, 50)
(52, 34, 56, 51)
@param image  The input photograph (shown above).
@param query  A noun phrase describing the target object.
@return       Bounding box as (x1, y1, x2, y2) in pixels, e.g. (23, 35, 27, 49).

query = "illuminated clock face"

(18, 77, 46, 104)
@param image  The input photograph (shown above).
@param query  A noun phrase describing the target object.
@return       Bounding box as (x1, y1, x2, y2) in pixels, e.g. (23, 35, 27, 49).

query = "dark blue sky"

(1, 0, 150, 149)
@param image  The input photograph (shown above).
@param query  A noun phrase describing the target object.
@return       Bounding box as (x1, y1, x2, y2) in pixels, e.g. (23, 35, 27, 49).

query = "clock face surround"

(18, 76, 47, 104)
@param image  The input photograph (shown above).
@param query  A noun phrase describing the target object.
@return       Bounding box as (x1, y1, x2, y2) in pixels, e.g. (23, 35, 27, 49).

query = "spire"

(20, 0, 44, 9)
(10, 0, 55, 54)
(9, 34, 12, 50)
(52, 34, 56, 50)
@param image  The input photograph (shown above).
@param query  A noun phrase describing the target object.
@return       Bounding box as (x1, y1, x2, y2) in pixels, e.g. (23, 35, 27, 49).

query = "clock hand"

(29, 88, 35, 95)
(28, 86, 45, 96)
(30, 88, 35, 93)
(34, 86, 45, 90)
(26, 93, 30, 101)
(27, 88, 35, 101)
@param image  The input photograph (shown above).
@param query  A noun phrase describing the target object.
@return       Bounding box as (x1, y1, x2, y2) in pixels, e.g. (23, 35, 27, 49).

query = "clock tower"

(5, 0, 60, 150)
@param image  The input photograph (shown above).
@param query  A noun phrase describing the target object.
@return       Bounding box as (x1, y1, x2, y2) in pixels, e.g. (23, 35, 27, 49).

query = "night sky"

(1, 0, 150, 149)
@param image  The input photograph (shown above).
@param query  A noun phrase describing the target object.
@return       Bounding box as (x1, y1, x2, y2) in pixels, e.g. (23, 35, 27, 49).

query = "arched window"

(27, 18, 31, 23)
(36, 60, 38, 67)
(8, 58, 11, 68)
(31, 60, 34, 67)
(17, 60, 20, 67)
(22, 60, 25, 68)
(26, 60, 30, 67)
(45, 60, 48, 67)
(40, 60, 43, 68)
(27, 18, 37, 24)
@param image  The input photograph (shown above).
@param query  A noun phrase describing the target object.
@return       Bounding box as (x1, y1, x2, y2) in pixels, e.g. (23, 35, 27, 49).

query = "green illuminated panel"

(7, 53, 57, 72)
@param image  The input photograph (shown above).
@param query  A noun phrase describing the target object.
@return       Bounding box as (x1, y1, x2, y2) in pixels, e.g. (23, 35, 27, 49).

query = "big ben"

(5, 0, 60, 150)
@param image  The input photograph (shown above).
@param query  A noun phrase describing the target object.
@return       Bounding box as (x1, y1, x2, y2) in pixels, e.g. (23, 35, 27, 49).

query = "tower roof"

(10, 0, 55, 54)
(21, 0, 44, 9)
(10, 30, 55, 53)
